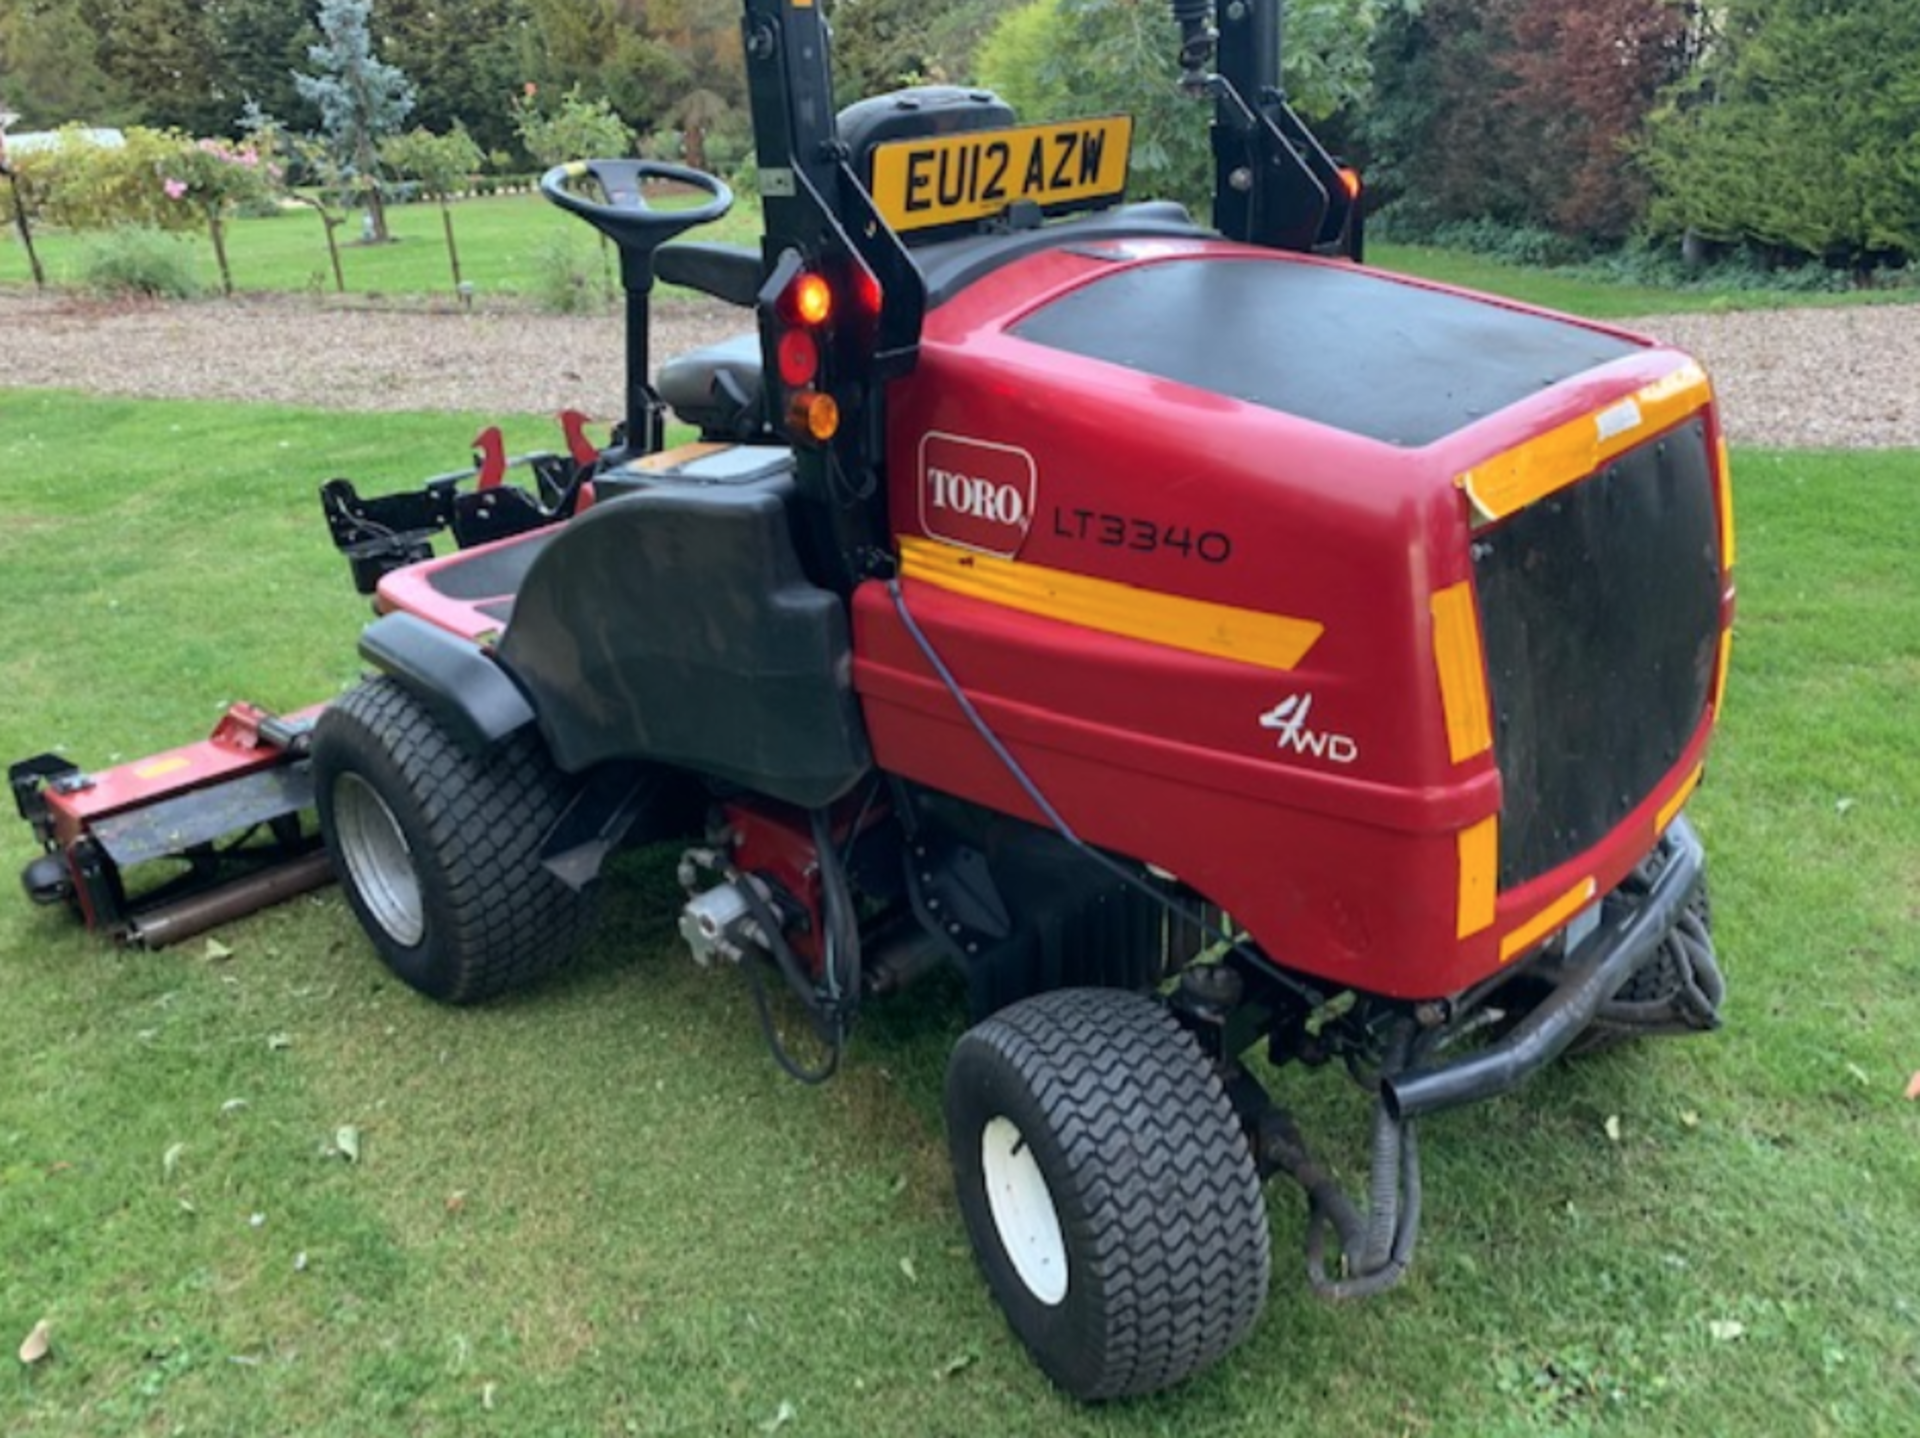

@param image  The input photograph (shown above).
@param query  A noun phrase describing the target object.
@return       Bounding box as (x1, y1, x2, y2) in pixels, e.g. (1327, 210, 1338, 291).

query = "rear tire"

(313, 676, 597, 1003)
(945, 988, 1271, 1400)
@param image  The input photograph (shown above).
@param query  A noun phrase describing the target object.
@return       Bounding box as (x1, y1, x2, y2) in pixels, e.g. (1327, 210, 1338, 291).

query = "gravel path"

(3, 288, 1916, 448)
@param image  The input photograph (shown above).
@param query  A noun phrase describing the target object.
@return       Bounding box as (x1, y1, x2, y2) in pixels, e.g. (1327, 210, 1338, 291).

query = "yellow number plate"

(869, 116, 1134, 233)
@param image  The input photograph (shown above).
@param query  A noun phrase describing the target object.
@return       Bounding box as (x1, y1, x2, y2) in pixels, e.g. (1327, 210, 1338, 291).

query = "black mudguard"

(357, 611, 536, 755)
(496, 481, 870, 809)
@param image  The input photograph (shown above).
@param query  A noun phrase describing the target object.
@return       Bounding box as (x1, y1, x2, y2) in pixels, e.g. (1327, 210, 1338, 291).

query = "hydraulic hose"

(809, 805, 864, 1017)
(733, 866, 842, 1084)
(1590, 897, 1725, 1035)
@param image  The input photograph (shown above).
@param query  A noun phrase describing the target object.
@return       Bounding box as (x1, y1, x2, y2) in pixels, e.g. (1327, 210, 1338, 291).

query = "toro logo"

(919, 432, 1038, 558)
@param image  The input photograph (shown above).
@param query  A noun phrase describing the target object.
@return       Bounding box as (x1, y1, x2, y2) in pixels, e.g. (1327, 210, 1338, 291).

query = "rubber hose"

(1357, 1024, 1414, 1272)
(734, 868, 825, 1013)
(809, 807, 863, 1016)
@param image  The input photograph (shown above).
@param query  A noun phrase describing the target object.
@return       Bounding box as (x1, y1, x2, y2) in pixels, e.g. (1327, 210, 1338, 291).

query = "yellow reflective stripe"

(1716, 436, 1737, 570)
(1657, 762, 1704, 837)
(1457, 816, 1499, 939)
(1500, 876, 1598, 964)
(1712, 628, 1733, 719)
(1431, 582, 1493, 763)
(896, 536, 1324, 672)
(1457, 361, 1714, 523)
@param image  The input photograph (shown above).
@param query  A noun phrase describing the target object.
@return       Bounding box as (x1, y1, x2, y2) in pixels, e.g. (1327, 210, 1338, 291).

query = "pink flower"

(523, 82, 538, 97)
(164, 178, 188, 200)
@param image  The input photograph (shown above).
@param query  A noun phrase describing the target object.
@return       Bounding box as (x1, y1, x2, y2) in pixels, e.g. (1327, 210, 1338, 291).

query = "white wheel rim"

(981, 1115, 1068, 1306)
(332, 773, 425, 946)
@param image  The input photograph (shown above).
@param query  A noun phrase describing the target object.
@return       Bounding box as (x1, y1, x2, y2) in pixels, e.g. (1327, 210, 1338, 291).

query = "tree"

(976, 0, 1382, 213)
(1645, 0, 1920, 263)
(381, 0, 527, 158)
(295, 0, 416, 244)
(510, 83, 633, 167)
(649, 0, 745, 102)
(0, 0, 138, 126)
(380, 123, 484, 294)
(92, 0, 228, 135)
(832, 0, 1025, 101)
(977, 0, 1210, 209)
(1358, 0, 1532, 235)
(516, 0, 689, 139)
(206, 0, 323, 136)
(0, 117, 50, 288)
(1504, 0, 1694, 243)
(646, 0, 746, 167)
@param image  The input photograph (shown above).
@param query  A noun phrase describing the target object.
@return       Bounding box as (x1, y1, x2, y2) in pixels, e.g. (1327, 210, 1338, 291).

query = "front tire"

(313, 676, 597, 1003)
(945, 988, 1271, 1400)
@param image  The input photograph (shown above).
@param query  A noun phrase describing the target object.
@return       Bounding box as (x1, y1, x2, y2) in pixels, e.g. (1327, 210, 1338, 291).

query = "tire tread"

(317, 677, 595, 1003)
(950, 988, 1270, 1399)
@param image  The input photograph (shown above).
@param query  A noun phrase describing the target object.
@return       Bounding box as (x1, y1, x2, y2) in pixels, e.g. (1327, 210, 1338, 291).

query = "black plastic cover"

(838, 86, 1017, 190)
(496, 481, 870, 808)
(1474, 418, 1721, 888)
(1013, 257, 1640, 447)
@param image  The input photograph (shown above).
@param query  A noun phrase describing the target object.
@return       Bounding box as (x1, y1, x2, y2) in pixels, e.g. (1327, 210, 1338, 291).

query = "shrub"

(74, 228, 204, 299)
(511, 86, 633, 169)
(1425, 217, 1592, 267)
(1370, 209, 1592, 266)
(1573, 238, 1916, 295)
(526, 230, 609, 314)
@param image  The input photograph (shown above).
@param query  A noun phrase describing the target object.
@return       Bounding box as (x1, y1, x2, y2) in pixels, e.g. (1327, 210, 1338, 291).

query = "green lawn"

(0, 192, 763, 303)
(1, 391, 1917, 1435)
(2, 191, 1904, 321)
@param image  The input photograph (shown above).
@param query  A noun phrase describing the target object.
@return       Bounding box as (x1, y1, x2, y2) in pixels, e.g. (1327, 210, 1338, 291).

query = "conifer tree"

(295, 0, 416, 243)
(1646, 0, 1920, 263)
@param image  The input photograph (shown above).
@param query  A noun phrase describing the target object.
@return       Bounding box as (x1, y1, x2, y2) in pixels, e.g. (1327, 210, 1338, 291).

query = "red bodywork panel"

(853, 239, 1732, 1000)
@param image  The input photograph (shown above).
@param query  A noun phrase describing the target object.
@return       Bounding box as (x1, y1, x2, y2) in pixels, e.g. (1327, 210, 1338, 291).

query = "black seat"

(657, 333, 767, 440)
(655, 242, 762, 308)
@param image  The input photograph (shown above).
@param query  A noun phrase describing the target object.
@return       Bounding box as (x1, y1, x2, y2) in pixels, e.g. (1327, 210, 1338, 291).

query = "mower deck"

(12, 703, 331, 947)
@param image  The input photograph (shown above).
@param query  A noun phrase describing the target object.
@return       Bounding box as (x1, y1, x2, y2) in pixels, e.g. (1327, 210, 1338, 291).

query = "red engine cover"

(854, 237, 1730, 1000)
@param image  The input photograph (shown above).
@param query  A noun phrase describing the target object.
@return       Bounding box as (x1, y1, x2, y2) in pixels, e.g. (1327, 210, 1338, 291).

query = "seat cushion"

(657, 332, 766, 439)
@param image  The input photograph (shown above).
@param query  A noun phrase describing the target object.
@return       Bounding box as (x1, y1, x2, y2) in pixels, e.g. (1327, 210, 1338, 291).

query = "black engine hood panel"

(1011, 256, 1640, 448)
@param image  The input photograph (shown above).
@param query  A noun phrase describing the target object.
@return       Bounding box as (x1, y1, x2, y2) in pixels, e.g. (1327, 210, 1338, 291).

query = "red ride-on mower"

(13, 0, 1733, 1400)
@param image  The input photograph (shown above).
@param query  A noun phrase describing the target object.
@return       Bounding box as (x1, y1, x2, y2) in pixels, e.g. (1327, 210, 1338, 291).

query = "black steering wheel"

(538, 159, 733, 254)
